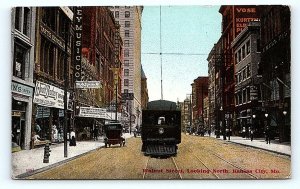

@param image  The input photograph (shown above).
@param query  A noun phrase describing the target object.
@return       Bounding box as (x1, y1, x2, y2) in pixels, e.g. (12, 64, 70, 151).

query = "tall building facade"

(259, 6, 291, 142)
(232, 21, 263, 136)
(11, 7, 37, 150)
(33, 7, 74, 145)
(109, 6, 143, 129)
(218, 6, 260, 137)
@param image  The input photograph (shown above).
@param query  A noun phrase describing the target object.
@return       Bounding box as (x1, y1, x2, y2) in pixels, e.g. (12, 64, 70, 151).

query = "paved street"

(24, 134, 290, 179)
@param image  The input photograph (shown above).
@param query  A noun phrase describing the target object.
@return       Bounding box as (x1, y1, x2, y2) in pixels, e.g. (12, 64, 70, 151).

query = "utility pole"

(63, 21, 69, 158)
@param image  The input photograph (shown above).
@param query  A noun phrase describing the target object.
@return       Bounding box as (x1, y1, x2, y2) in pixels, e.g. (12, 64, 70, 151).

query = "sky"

(141, 6, 222, 102)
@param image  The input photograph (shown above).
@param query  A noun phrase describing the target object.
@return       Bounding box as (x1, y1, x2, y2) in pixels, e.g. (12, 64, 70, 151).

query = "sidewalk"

(12, 133, 133, 179)
(214, 135, 291, 156)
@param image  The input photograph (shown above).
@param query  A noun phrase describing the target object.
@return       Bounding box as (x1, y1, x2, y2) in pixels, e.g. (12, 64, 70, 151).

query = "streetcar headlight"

(158, 128, 164, 134)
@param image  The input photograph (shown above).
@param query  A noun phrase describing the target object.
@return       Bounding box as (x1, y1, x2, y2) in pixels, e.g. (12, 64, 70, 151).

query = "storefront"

(33, 80, 71, 145)
(75, 106, 107, 140)
(11, 81, 34, 150)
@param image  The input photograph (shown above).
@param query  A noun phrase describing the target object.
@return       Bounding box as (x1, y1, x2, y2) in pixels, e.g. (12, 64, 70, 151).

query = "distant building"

(207, 38, 222, 136)
(141, 66, 149, 110)
(109, 6, 143, 128)
(191, 77, 208, 131)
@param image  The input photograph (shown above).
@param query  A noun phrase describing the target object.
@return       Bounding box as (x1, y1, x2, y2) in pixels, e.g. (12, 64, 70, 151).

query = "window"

(13, 43, 27, 79)
(124, 40, 129, 47)
(246, 40, 250, 55)
(124, 79, 129, 86)
(238, 49, 241, 62)
(124, 89, 128, 93)
(125, 21, 130, 27)
(57, 51, 64, 80)
(14, 7, 31, 37)
(242, 45, 246, 59)
(243, 89, 247, 103)
(247, 87, 251, 102)
(40, 37, 55, 76)
(15, 7, 21, 31)
(125, 6, 131, 9)
(247, 65, 251, 78)
(125, 11, 130, 18)
(243, 69, 246, 81)
(124, 60, 129, 66)
(257, 39, 261, 52)
(124, 49, 129, 57)
(23, 7, 31, 36)
(58, 12, 69, 39)
(235, 52, 238, 63)
(124, 69, 129, 76)
(125, 30, 129, 37)
(42, 8, 56, 31)
(115, 11, 119, 18)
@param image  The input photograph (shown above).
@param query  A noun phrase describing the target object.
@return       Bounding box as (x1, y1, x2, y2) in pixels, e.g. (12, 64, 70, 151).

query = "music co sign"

(74, 7, 83, 81)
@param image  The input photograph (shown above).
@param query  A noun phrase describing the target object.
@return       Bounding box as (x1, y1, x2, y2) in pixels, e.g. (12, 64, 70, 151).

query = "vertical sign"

(74, 6, 83, 81)
(114, 25, 120, 68)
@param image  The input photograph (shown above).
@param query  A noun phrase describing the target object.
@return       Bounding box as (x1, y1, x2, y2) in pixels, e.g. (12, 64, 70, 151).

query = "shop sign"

(79, 107, 107, 119)
(60, 7, 73, 21)
(12, 111, 22, 117)
(36, 106, 50, 118)
(11, 81, 33, 97)
(33, 80, 70, 109)
(75, 81, 101, 89)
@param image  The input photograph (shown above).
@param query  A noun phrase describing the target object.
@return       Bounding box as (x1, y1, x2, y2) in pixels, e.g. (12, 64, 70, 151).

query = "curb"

(225, 140, 291, 157)
(14, 144, 105, 179)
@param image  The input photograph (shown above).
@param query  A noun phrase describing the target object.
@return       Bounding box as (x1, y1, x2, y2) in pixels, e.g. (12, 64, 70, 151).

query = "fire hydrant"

(43, 143, 51, 163)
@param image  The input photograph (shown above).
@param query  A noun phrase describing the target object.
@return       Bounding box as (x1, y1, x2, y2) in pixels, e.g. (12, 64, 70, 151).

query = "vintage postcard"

(11, 5, 291, 180)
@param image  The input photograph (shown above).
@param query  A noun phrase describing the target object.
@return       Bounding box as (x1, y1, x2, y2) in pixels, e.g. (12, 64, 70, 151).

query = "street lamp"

(252, 114, 256, 132)
(282, 110, 287, 142)
(220, 106, 226, 140)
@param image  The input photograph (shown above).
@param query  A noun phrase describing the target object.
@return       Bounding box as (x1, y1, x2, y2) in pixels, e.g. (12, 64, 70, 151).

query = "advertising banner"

(33, 80, 70, 109)
(78, 107, 107, 119)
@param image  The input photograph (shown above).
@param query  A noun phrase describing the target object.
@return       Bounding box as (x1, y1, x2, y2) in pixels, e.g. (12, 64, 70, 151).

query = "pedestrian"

(93, 127, 98, 141)
(208, 129, 211, 137)
(250, 129, 254, 141)
(69, 129, 76, 146)
(265, 126, 271, 144)
(242, 127, 246, 138)
(35, 121, 41, 135)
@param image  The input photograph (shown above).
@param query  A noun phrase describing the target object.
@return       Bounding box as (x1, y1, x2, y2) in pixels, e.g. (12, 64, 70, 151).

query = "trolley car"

(141, 100, 181, 156)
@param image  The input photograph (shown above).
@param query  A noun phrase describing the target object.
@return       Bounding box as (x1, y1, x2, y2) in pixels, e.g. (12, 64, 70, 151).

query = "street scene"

(11, 5, 291, 180)
(17, 134, 290, 179)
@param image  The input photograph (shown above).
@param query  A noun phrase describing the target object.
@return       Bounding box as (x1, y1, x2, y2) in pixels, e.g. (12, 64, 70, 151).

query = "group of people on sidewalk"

(221, 126, 272, 144)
